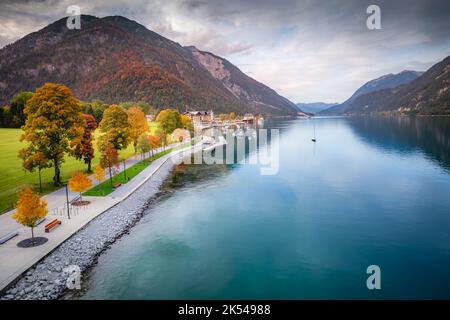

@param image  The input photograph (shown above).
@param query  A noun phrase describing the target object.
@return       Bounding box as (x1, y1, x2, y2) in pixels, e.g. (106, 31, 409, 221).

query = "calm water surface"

(79, 116, 450, 299)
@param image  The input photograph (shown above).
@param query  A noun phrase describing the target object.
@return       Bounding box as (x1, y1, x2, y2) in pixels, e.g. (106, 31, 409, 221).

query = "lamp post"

(65, 183, 71, 220)
(122, 158, 127, 181)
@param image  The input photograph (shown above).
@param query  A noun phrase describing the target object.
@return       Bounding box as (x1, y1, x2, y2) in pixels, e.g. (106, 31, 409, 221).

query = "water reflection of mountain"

(349, 116, 450, 171)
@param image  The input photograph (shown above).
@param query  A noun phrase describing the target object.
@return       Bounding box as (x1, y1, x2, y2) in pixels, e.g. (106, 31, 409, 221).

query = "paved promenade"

(0, 142, 197, 292)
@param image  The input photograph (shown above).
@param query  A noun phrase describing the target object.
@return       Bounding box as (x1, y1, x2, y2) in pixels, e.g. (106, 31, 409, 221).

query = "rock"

(0, 157, 178, 300)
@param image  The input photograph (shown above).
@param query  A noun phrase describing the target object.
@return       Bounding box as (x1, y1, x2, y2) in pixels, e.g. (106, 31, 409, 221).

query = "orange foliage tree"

(68, 172, 92, 203)
(74, 113, 97, 173)
(18, 149, 51, 193)
(99, 144, 119, 187)
(127, 106, 149, 154)
(148, 135, 161, 156)
(12, 187, 48, 244)
(93, 164, 106, 195)
(94, 164, 105, 183)
(20, 83, 85, 186)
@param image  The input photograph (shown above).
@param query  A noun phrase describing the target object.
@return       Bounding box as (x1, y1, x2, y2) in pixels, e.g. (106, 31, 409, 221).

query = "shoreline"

(0, 145, 199, 300)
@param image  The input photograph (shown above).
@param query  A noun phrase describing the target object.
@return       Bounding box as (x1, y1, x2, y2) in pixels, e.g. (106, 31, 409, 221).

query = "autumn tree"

(98, 105, 130, 151)
(74, 114, 97, 172)
(18, 148, 51, 194)
(83, 100, 109, 124)
(148, 135, 160, 156)
(153, 125, 166, 149)
(229, 112, 236, 120)
(99, 144, 119, 187)
(93, 164, 106, 195)
(12, 187, 48, 245)
(68, 172, 92, 203)
(20, 83, 85, 186)
(137, 133, 151, 160)
(156, 109, 182, 146)
(181, 114, 194, 135)
(127, 106, 149, 154)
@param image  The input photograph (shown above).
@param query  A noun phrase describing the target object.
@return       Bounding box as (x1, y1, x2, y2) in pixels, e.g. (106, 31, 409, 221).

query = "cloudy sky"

(1, 0, 449, 103)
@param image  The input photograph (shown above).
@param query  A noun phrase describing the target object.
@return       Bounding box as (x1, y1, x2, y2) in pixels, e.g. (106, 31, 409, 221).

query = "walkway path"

(0, 142, 199, 292)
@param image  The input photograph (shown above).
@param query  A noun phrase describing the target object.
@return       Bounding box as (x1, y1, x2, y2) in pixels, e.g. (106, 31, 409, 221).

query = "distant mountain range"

(320, 56, 450, 116)
(319, 70, 424, 115)
(0, 15, 299, 116)
(295, 102, 337, 114)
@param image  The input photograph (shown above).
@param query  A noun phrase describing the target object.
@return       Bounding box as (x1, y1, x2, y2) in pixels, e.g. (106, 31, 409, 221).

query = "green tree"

(10, 91, 33, 127)
(137, 133, 151, 160)
(156, 109, 182, 147)
(20, 83, 85, 186)
(82, 100, 109, 124)
(98, 105, 130, 151)
(0, 105, 12, 128)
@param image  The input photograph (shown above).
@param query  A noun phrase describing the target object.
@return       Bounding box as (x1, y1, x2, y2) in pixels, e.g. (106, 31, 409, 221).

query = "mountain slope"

(295, 102, 337, 114)
(319, 70, 423, 115)
(0, 15, 298, 116)
(187, 46, 299, 115)
(345, 56, 450, 115)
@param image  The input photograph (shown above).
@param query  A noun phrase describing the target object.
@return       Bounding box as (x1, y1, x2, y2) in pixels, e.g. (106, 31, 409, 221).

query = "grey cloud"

(0, 0, 449, 102)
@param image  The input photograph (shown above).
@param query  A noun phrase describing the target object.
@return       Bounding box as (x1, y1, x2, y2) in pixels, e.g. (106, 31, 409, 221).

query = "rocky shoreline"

(0, 158, 178, 300)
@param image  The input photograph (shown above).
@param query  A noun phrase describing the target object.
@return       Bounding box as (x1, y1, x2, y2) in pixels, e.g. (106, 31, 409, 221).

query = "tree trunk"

(38, 168, 42, 194)
(53, 159, 61, 186)
(31, 227, 35, 246)
(108, 165, 113, 187)
(87, 158, 92, 173)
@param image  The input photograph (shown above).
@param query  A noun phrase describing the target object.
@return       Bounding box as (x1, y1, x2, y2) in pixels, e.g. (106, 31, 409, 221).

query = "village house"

(184, 110, 214, 125)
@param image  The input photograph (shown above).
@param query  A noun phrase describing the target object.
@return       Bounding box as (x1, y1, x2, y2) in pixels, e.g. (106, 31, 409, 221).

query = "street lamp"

(65, 183, 71, 220)
(122, 158, 127, 181)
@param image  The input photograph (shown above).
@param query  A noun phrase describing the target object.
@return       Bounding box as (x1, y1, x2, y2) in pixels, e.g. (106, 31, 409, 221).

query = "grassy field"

(0, 122, 163, 214)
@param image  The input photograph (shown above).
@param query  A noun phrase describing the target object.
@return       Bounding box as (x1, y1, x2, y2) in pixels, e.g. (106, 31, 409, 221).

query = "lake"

(78, 116, 450, 299)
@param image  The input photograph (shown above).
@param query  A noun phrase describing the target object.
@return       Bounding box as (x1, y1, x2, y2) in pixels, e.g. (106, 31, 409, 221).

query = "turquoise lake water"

(79, 116, 450, 299)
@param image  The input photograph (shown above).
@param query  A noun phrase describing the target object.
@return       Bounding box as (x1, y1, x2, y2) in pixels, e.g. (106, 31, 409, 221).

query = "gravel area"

(0, 158, 178, 300)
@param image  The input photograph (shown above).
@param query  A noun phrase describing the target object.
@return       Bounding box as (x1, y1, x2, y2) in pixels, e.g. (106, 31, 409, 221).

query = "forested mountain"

(319, 70, 423, 115)
(0, 15, 298, 116)
(344, 56, 450, 115)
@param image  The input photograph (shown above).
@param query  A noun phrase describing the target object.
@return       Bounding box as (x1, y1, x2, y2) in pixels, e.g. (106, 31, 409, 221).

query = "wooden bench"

(113, 182, 122, 188)
(45, 219, 61, 233)
(0, 230, 19, 245)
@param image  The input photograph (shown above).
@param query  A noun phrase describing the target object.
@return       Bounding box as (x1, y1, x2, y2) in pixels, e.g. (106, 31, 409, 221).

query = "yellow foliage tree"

(93, 164, 106, 196)
(94, 164, 105, 183)
(12, 187, 48, 244)
(20, 83, 85, 186)
(127, 106, 149, 154)
(181, 114, 194, 135)
(68, 171, 92, 203)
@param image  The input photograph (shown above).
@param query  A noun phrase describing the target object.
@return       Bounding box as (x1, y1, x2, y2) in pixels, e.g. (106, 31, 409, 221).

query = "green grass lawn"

(0, 124, 162, 214)
(84, 148, 172, 196)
